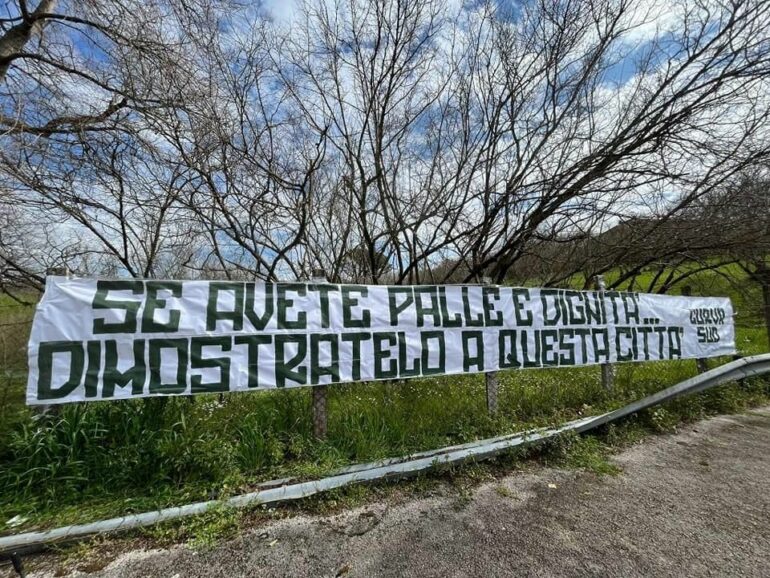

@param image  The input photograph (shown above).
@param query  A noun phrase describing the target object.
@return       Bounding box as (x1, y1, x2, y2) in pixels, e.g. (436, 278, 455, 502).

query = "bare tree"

(0, 1, 232, 282)
(691, 171, 770, 344)
(267, 0, 770, 285)
(1, 0, 770, 293)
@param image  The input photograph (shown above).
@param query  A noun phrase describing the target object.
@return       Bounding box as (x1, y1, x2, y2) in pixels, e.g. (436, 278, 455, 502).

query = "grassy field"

(579, 261, 766, 329)
(0, 269, 768, 539)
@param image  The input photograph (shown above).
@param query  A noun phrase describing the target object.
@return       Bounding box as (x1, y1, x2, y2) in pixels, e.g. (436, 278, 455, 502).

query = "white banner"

(26, 277, 736, 405)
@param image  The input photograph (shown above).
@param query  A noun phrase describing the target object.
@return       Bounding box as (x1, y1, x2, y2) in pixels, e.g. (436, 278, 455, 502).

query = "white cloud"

(264, 0, 299, 22)
(620, 0, 685, 45)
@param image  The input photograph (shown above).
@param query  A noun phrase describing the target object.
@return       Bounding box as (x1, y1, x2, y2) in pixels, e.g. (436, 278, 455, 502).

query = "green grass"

(541, 432, 623, 476)
(1, 356, 767, 537)
(0, 267, 768, 541)
(0, 292, 34, 367)
(0, 292, 35, 456)
(590, 261, 766, 335)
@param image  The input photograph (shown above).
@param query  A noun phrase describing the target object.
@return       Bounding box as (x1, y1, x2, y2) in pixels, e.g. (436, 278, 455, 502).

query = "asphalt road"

(21, 406, 770, 577)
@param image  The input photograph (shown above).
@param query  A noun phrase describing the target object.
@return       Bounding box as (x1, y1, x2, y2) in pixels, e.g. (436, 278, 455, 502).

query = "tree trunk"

(0, 0, 57, 82)
(762, 281, 770, 350)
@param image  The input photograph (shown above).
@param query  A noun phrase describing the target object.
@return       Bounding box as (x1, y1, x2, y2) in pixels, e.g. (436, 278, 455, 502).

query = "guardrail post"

(485, 371, 499, 416)
(595, 275, 614, 391)
(312, 383, 328, 439)
(311, 268, 329, 439)
(10, 552, 25, 578)
(681, 285, 708, 374)
(482, 277, 499, 415)
(733, 354, 747, 388)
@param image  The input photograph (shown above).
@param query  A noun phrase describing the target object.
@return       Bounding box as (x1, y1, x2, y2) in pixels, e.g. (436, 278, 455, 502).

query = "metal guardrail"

(1, 354, 769, 563)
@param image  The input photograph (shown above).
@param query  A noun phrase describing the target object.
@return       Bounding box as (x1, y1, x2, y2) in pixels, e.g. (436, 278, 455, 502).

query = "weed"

(141, 504, 242, 550)
(561, 437, 622, 476)
(647, 407, 679, 433)
(186, 506, 242, 550)
(451, 483, 474, 509)
(495, 485, 515, 498)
